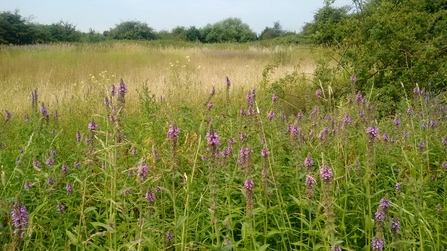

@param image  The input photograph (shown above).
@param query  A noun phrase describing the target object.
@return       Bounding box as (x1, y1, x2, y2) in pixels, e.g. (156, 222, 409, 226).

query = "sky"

(1, 0, 353, 34)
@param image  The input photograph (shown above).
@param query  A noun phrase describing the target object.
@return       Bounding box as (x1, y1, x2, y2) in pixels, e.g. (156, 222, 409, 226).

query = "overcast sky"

(1, 0, 353, 34)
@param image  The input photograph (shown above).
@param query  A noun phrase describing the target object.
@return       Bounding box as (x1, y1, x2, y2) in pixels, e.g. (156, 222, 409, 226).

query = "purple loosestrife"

(61, 164, 69, 174)
(24, 181, 32, 190)
(76, 131, 82, 143)
(137, 162, 149, 182)
(167, 123, 180, 167)
(166, 232, 173, 243)
(261, 148, 270, 193)
(46, 157, 54, 167)
(56, 204, 65, 212)
(145, 191, 156, 203)
(225, 76, 231, 104)
(320, 165, 334, 182)
(11, 203, 29, 238)
(372, 237, 384, 250)
(316, 89, 322, 98)
(304, 156, 314, 168)
(88, 120, 98, 131)
(244, 179, 255, 216)
(31, 88, 38, 111)
(5, 110, 11, 122)
(40, 103, 49, 120)
(267, 111, 275, 120)
(366, 126, 379, 138)
(66, 183, 74, 194)
(320, 163, 335, 234)
(305, 175, 316, 199)
(206, 131, 220, 147)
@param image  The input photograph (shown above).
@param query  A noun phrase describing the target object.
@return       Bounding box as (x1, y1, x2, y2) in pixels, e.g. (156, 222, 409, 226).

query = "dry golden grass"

(0, 42, 327, 115)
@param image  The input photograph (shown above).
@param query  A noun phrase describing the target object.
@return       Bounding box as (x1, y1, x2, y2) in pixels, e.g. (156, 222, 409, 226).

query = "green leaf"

(66, 229, 79, 245)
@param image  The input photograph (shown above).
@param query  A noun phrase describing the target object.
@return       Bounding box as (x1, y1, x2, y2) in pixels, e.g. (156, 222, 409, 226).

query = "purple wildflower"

(407, 108, 413, 115)
(40, 103, 49, 119)
(33, 159, 41, 169)
(50, 149, 57, 156)
(331, 245, 342, 251)
(305, 175, 316, 189)
(104, 97, 110, 106)
(350, 75, 357, 84)
(137, 162, 149, 181)
(261, 148, 270, 157)
(366, 126, 379, 138)
(76, 131, 82, 143)
(5, 110, 11, 121)
(380, 197, 391, 209)
(123, 189, 131, 195)
(228, 138, 236, 144)
(210, 86, 215, 96)
(304, 156, 314, 167)
(56, 204, 65, 212)
(110, 85, 116, 96)
(391, 217, 401, 233)
(297, 112, 303, 119)
(74, 160, 80, 168)
(316, 89, 322, 97)
(320, 165, 333, 182)
(244, 179, 254, 191)
(166, 232, 173, 242)
(372, 237, 384, 250)
(207, 102, 214, 110)
(418, 141, 425, 149)
(393, 118, 400, 126)
(167, 124, 180, 140)
(47, 176, 55, 185)
(268, 111, 275, 120)
(382, 134, 389, 142)
(24, 181, 32, 190)
(11, 203, 29, 238)
(66, 183, 74, 194)
(61, 164, 69, 174)
(272, 94, 278, 102)
(145, 191, 156, 202)
(88, 120, 98, 131)
(206, 131, 220, 146)
(436, 204, 442, 211)
(375, 210, 385, 221)
(46, 157, 54, 167)
(343, 115, 352, 124)
(356, 93, 363, 102)
(118, 81, 127, 95)
(226, 76, 231, 87)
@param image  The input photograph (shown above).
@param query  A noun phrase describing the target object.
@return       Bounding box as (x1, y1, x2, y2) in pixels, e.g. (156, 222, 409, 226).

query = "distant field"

(0, 42, 322, 114)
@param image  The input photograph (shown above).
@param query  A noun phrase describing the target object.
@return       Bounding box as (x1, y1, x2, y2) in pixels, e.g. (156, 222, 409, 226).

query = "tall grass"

(1, 42, 446, 250)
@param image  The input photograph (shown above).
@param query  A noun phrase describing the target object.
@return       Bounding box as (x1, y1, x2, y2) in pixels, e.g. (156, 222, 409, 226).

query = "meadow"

(0, 41, 446, 250)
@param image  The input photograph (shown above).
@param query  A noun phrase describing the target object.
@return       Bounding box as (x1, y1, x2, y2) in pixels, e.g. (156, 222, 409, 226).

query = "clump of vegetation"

(0, 44, 446, 249)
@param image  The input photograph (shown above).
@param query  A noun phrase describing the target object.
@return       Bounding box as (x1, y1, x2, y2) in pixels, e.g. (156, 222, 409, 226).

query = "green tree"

(49, 21, 81, 42)
(200, 18, 256, 43)
(109, 21, 156, 40)
(302, 0, 350, 44)
(260, 21, 285, 39)
(0, 10, 32, 44)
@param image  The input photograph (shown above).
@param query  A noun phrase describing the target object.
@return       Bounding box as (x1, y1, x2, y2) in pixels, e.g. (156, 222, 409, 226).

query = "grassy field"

(0, 41, 446, 250)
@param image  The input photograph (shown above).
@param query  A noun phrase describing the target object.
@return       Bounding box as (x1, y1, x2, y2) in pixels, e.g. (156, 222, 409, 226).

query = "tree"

(0, 10, 32, 44)
(49, 21, 81, 42)
(109, 21, 156, 40)
(200, 18, 256, 43)
(260, 21, 285, 39)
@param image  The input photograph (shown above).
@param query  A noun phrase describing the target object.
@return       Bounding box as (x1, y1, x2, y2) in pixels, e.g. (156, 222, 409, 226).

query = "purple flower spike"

(319, 165, 333, 182)
(118, 81, 127, 95)
(166, 232, 174, 242)
(350, 75, 357, 84)
(24, 181, 33, 190)
(226, 76, 231, 87)
(145, 191, 156, 202)
(11, 203, 29, 238)
(88, 120, 98, 131)
(110, 85, 116, 96)
(272, 94, 278, 102)
(167, 124, 180, 140)
(206, 131, 220, 146)
(66, 183, 74, 194)
(372, 237, 384, 250)
(391, 217, 401, 233)
(380, 197, 391, 209)
(366, 126, 379, 138)
(210, 86, 215, 96)
(316, 89, 322, 97)
(244, 179, 254, 191)
(56, 204, 65, 212)
(5, 110, 11, 121)
(304, 156, 313, 167)
(268, 111, 275, 120)
(261, 148, 270, 157)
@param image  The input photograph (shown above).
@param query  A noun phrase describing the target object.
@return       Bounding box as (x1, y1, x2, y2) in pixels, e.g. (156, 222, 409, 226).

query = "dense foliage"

(305, 0, 447, 115)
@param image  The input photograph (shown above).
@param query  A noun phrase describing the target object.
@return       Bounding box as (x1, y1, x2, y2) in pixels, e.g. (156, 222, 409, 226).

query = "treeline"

(303, 0, 447, 115)
(0, 10, 308, 45)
